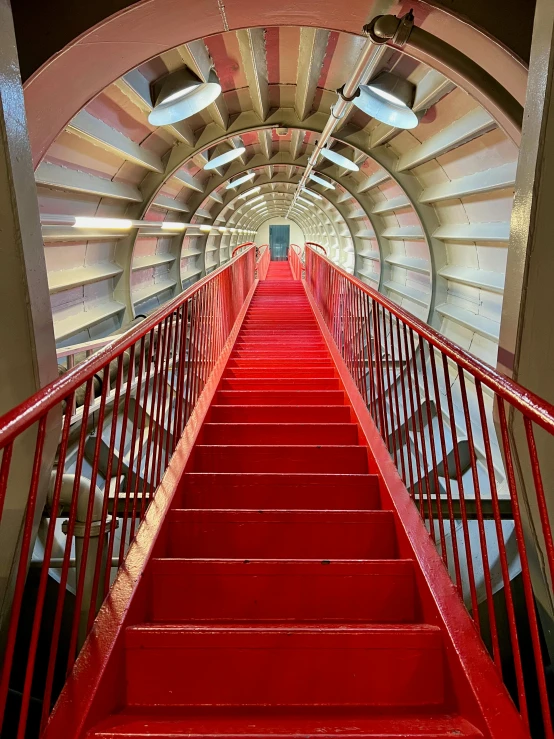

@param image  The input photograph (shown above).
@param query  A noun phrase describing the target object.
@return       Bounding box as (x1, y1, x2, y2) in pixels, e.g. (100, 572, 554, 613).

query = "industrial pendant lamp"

(309, 173, 335, 189)
(351, 71, 418, 129)
(226, 172, 256, 189)
(204, 146, 246, 170)
(319, 148, 359, 171)
(148, 68, 222, 126)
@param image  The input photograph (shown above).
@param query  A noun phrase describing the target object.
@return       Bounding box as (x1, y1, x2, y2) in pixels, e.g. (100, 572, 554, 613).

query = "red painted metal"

(4, 240, 554, 738)
(288, 243, 304, 280)
(256, 244, 270, 280)
(231, 242, 254, 258)
(43, 259, 528, 739)
(0, 245, 256, 738)
(304, 244, 554, 738)
(305, 241, 327, 256)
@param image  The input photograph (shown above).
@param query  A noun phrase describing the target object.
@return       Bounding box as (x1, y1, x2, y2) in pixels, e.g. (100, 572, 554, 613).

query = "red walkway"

(85, 262, 482, 738)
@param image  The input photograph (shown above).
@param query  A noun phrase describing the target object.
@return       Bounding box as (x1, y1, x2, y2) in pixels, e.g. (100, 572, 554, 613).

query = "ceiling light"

(73, 217, 133, 230)
(148, 68, 222, 126)
(297, 196, 314, 205)
(320, 148, 359, 171)
(302, 189, 323, 201)
(204, 146, 246, 170)
(161, 221, 187, 231)
(352, 72, 417, 129)
(199, 225, 212, 232)
(309, 173, 334, 189)
(226, 173, 256, 189)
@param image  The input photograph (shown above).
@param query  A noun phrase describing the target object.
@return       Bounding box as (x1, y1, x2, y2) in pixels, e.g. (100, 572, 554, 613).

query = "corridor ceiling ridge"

(31, 10, 523, 374)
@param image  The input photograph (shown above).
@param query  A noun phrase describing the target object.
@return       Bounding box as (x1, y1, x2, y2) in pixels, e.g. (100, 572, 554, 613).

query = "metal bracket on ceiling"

(363, 10, 415, 48)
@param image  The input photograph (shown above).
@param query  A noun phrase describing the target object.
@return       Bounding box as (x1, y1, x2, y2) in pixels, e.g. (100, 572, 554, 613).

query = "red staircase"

(47, 260, 524, 738)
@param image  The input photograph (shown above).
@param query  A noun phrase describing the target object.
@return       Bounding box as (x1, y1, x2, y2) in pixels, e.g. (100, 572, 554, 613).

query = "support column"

(0, 0, 59, 628)
(498, 0, 554, 639)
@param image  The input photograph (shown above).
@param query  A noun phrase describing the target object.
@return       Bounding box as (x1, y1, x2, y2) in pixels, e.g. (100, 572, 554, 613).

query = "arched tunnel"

(3, 1, 554, 738)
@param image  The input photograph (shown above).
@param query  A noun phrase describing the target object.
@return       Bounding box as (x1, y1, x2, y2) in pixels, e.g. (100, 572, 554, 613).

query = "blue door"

(269, 225, 290, 261)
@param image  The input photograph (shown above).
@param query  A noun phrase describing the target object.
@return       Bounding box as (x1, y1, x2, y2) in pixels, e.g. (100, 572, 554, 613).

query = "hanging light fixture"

(320, 148, 359, 171)
(309, 173, 335, 189)
(226, 172, 256, 189)
(204, 146, 246, 170)
(302, 188, 323, 201)
(148, 68, 222, 126)
(351, 71, 417, 129)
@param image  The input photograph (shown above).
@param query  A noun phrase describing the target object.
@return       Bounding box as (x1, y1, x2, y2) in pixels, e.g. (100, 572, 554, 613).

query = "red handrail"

(289, 244, 304, 280)
(304, 243, 554, 737)
(256, 244, 270, 280)
(0, 244, 257, 737)
(232, 241, 255, 258)
(305, 241, 327, 256)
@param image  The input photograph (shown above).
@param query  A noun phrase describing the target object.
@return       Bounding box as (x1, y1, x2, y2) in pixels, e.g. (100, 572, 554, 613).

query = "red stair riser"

(223, 367, 337, 378)
(200, 423, 359, 445)
(178, 472, 380, 509)
(208, 405, 353, 423)
(192, 445, 368, 473)
(150, 559, 417, 623)
(216, 390, 346, 405)
(219, 378, 341, 391)
(166, 509, 396, 559)
(124, 625, 444, 707)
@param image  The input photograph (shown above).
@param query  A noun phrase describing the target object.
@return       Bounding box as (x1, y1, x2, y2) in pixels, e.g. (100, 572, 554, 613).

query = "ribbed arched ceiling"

(35, 23, 520, 370)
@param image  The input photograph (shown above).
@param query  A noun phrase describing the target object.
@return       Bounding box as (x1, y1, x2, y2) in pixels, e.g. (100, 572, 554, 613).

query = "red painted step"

(201, 423, 359, 445)
(178, 472, 380, 509)
(216, 390, 346, 405)
(150, 559, 416, 623)
(125, 624, 444, 707)
(167, 509, 396, 559)
(208, 405, 352, 423)
(220, 378, 340, 390)
(86, 711, 484, 738)
(192, 445, 368, 472)
(223, 366, 337, 378)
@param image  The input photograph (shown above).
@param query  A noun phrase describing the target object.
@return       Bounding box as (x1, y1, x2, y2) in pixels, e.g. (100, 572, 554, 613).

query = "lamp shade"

(320, 148, 359, 171)
(309, 173, 335, 189)
(148, 68, 222, 126)
(204, 147, 246, 170)
(353, 72, 418, 129)
(226, 173, 256, 189)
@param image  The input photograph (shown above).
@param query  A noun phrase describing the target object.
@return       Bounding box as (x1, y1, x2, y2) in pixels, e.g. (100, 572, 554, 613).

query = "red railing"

(256, 244, 270, 280)
(289, 244, 304, 280)
(231, 241, 255, 258)
(305, 241, 327, 256)
(305, 244, 554, 739)
(0, 245, 256, 738)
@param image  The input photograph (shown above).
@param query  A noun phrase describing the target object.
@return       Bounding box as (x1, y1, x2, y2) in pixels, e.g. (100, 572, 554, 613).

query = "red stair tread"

(192, 445, 368, 473)
(86, 710, 483, 738)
